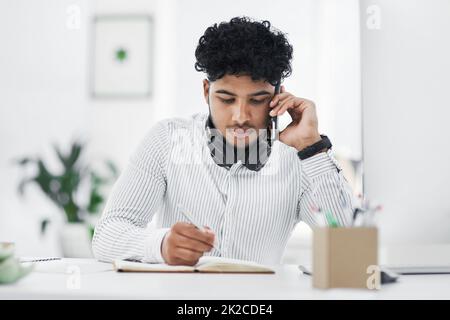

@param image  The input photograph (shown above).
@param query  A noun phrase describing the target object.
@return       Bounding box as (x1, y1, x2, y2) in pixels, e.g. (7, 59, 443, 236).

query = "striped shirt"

(92, 113, 355, 265)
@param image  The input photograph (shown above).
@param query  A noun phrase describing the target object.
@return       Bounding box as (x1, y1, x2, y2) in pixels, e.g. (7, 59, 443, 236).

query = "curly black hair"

(194, 16, 293, 86)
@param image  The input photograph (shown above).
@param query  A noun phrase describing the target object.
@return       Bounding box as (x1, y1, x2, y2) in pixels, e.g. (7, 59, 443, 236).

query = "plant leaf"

(66, 141, 83, 169)
(35, 160, 53, 194)
(54, 143, 67, 168)
(87, 190, 103, 213)
(40, 219, 51, 236)
(106, 160, 119, 178)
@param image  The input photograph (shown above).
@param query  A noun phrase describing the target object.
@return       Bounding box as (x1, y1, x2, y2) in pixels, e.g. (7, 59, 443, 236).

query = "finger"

(174, 233, 213, 253)
(286, 107, 303, 122)
(280, 85, 286, 93)
(270, 92, 291, 109)
(270, 96, 296, 116)
(174, 247, 203, 265)
(269, 95, 294, 117)
(203, 226, 215, 235)
(177, 224, 215, 246)
(270, 92, 292, 106)
(203, 226, 219, 247)
(277, 97, 300, 116)
(278, 96, 313, 116)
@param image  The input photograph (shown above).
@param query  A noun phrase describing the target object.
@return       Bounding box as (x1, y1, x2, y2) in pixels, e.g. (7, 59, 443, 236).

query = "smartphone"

(270, 81, 281, 142)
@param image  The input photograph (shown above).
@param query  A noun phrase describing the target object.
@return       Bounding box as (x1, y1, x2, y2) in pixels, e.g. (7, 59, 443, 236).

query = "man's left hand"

(269, 86, 322, 151)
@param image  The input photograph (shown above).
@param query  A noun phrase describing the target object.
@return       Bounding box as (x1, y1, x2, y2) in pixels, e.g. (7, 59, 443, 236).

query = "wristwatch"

(297, 135, 332, 160)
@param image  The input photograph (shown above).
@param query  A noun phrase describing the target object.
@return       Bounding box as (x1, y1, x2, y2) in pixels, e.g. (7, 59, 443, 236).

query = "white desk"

(1, 259, 450, 299)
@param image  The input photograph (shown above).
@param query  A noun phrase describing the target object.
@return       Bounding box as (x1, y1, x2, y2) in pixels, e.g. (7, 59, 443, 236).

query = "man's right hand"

(161, 222, 215, 266)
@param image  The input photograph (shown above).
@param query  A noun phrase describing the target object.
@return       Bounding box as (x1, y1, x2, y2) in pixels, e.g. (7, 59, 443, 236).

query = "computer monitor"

(360, 0, 450, 249)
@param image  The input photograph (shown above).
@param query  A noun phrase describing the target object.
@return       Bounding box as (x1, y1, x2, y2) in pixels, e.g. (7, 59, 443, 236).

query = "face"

(203, 74, 275, 147)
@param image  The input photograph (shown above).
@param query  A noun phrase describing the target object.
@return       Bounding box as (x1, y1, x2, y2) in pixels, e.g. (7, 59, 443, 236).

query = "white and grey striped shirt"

(92, 113, 355, 265)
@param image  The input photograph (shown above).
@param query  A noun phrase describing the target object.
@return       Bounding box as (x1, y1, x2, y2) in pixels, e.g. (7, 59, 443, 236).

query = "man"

(92, 17, 354, 266)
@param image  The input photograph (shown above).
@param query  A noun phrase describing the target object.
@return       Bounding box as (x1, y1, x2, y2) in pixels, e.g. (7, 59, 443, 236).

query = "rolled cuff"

(300, 149, 342, 178)
(143, 227, 171, 263)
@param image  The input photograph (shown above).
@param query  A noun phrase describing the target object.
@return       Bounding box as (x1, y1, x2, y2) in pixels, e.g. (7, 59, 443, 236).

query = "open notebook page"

(113, 256, 273, 273)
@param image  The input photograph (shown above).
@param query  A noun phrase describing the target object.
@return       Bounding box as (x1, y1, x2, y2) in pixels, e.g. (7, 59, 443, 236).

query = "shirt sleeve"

(296, 149, 355, 227)
(92, 120, 171, 263)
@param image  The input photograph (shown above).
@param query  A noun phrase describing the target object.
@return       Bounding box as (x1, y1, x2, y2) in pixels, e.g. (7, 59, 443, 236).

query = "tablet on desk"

(383, 265, 450, 275)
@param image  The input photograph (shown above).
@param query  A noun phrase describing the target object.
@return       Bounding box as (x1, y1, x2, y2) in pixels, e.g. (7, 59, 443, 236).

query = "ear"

(203, 79, 210, 104)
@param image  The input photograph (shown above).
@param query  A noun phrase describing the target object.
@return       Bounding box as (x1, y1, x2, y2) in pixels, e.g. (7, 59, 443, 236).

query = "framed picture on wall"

(91, 15, 153, 98)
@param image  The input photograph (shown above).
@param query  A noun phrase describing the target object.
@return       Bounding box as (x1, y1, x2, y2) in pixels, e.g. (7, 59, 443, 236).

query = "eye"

(249, 98, 266, 105)
(220, 98, 235, 104)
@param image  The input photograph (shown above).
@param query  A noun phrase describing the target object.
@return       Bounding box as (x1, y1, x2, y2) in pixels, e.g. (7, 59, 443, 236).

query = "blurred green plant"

(15, 141, 118, 233)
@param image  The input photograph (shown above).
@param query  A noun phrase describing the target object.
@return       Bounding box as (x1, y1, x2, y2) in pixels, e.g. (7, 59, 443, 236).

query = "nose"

(231, 101, 251, 125)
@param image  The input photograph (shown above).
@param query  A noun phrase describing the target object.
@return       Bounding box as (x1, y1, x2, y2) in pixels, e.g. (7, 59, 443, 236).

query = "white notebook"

(113, 256, 275, 274)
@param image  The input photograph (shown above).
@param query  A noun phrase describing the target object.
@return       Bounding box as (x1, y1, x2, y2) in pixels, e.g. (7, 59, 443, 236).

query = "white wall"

(360, 0, 450, 245)
(89, 0, 177, 170)
(0, 0, 176, 256)
(0, 0, 361, 257)
(314, 0, 361, 160)
(0, 0, 91, 255)
(173, 0, 362, 160)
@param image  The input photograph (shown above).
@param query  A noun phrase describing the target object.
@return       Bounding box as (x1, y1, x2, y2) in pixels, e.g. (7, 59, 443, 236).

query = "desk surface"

(1, 259, 450, 299)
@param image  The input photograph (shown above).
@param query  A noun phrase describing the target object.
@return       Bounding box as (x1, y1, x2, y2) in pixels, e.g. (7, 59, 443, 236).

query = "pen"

(363, 204, 382, 226)
(298, 265, 312, 276)
(311, 206, 339, 228)
(325, 210, 339, 228)
(352, 207, 364, 222)
(352, 202, 382, 227)
(353, 210, 365, 227)
(311, 205, 327, 227)
(176, 203, 221, 255)
(19, 257, 61, 263)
